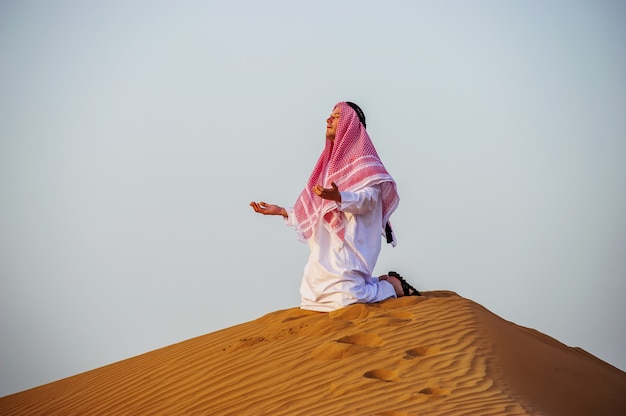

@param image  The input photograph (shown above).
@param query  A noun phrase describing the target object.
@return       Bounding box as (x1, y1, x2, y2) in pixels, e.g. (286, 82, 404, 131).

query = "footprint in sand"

(337, 332, 385, 347)
(405, 387, 450, 403)
(222, 336, 269, 353)
(312, 332, 384, 360)
(404, 346, 440, 359)
(311, 342, 350, 360)
(416, 387, 450, 396)
(357, 310, 415, 331)
(363, 369, 400, 382)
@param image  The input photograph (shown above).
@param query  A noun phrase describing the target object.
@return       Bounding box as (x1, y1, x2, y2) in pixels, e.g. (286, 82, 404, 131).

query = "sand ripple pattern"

(1, 291, 625, 415)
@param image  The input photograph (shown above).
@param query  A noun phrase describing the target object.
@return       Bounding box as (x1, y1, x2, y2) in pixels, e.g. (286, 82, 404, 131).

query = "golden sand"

(1, 291, 625, 415)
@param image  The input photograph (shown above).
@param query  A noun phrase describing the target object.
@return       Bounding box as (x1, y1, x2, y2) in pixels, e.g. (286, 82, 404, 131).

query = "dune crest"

(1, 291, 625, 415)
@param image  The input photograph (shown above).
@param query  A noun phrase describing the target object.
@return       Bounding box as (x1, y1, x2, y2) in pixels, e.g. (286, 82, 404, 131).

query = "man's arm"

(249, 201, 288, 218)
(338, 185, 380, 215)
(314, 183, 380, 215)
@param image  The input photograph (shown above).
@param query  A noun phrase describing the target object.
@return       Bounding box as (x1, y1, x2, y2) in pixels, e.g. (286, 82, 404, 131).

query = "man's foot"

(382, 274, 405, 297)
(381, 271, 421, 297)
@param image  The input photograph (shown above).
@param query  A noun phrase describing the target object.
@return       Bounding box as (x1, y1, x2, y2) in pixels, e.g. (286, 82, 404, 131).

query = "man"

(250, 101, 419, 312)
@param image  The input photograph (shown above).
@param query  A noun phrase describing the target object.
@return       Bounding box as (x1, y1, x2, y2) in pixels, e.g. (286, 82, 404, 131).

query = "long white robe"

(286, 184, 396, 312)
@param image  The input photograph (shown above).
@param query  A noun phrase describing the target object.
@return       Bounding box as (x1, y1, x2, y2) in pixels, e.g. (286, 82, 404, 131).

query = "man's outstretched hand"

(250, 201, 288, 218)
(313, 181, 342, 203)
(251, 181, 340, 219)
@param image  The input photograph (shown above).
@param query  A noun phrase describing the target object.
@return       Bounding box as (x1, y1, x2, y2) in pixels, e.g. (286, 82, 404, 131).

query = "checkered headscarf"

(292, 102, 399, 245)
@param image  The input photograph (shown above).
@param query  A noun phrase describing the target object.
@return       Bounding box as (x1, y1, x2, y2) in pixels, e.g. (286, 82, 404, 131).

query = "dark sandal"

(388, 271, 421, 296)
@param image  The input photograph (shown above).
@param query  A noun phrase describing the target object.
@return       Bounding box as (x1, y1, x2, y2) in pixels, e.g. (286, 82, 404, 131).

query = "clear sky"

(1, 0, 625, 397)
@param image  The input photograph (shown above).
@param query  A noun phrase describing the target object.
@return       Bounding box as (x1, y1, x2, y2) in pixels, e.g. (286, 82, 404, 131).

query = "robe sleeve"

(283, 206, 295, 226)
(338, 185, 381, 215)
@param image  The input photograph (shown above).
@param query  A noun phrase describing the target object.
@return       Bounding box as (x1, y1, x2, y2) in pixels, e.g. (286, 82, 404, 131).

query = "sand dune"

(1, 291, 625, 415)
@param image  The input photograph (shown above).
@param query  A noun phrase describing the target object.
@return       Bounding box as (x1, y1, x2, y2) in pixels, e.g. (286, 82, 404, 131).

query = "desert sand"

(1, 291, 625, 415)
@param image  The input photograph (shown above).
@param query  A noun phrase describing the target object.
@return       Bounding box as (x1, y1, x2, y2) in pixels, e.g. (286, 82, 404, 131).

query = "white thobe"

(286, 184, 397, 312)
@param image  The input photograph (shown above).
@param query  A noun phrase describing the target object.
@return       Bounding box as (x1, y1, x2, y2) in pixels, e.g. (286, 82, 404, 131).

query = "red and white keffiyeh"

(292, 102, 399, 245)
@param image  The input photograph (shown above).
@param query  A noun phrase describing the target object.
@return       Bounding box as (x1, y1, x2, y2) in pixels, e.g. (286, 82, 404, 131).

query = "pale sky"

(1, 0, 625, 397)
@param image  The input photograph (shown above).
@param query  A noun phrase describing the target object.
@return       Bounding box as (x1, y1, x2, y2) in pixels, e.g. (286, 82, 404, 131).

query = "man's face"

(326, 106, 341, 141)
